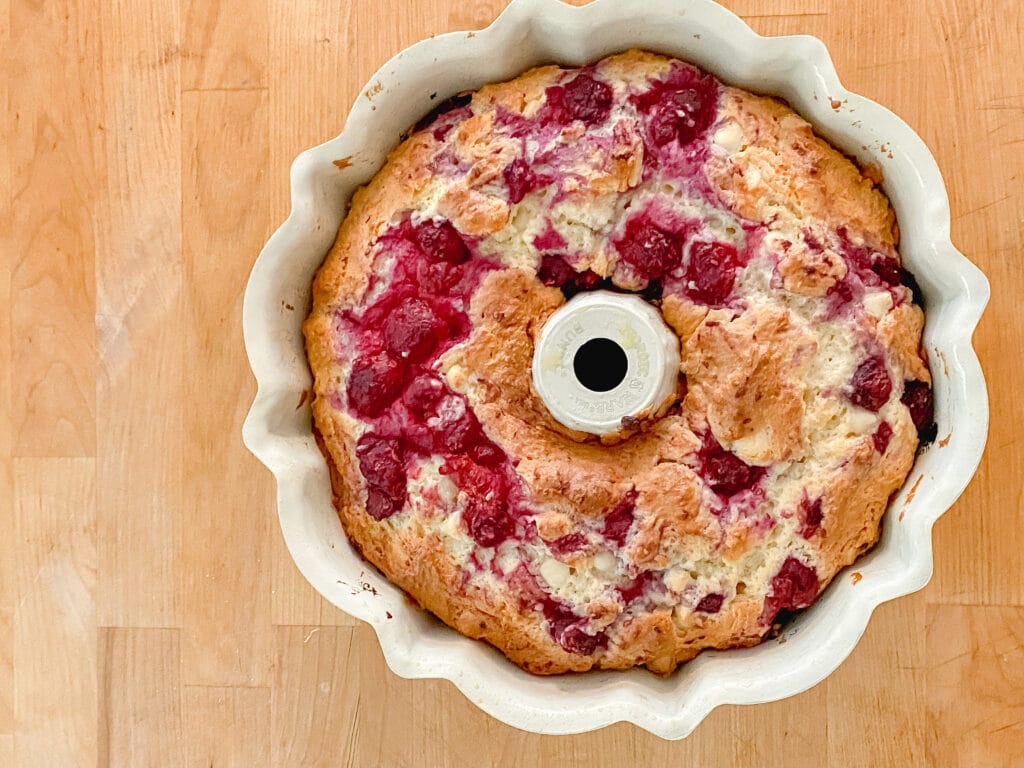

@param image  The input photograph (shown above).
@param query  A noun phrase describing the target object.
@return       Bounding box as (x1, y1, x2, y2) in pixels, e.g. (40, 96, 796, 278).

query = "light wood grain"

(13, 459, 97, 766)
(183, 685, 271, 768)
(98, 628, 184, 767)
(3, 0, 1022, 766)
(95, 0, 184, 630)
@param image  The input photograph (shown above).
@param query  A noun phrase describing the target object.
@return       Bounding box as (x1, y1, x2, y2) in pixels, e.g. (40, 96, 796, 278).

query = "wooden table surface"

(4, 0, 1022, 765)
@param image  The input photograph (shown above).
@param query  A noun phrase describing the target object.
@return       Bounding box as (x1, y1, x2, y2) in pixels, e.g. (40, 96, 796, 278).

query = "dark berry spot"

(559, 625, 604, 656)
(468, 440, 504, 466)
(901, 380, 937, 444)
(761, 556, 819, 624)
(684, 241, 740, 306)
(537, 254, 576, 288)
(415, 259, 462, 293)
(615, 219, 681, 281)
(544, 602, 604, 655)
(849, 354, 892, 412)
(432, 396, 494, 458)
(800, 497, 824, 539)
(465, 498, 514, 547)
(347, 351, 406, 417)
(872, 421, 894, 454)
(402, 375, 445, 415)
(872, 256, 901, 286)
(441, 456, 512, 547)
(560, 73, 613, 124)
(356, 434, 407, 499)
(836, 232, 903, 290)
(694, 593, 725, 614)
(618, 574, 650, 604)
(503, 156, 539, 204)
(413, 219, 470, 264)
(537, 254, 605, 298)
(357, 434, 407, 520)
(365, 487, 401, 521)
(383, 299, 449, 363)
(700, 440, 765, 497)
(602, 490, 637, 546)
(646, 88, 714, 147)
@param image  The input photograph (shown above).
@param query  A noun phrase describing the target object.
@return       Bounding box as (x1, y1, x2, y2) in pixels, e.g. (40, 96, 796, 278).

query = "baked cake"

(303, 50, 935, 674)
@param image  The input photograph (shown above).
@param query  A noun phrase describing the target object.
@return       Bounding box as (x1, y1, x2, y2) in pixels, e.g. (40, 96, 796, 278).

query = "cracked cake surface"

(303, 50, 934, 674)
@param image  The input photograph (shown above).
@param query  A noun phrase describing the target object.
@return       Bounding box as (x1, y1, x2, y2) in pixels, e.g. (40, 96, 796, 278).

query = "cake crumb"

(333, 156, 353, 170)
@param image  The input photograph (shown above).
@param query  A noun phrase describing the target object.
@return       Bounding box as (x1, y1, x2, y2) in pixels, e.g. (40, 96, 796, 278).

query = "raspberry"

(401, 375, 445, 415)
(761, 556, 819, 624)
(602, 490, 637, 546)
(632, 66, 717, 150)
(800, 497, 824, 539)
(537, 254, 604, 298)
(849, 355, 892, 412)
(465, 498, 514, 547)
(346, 351, 406, 417)
(872, 421, 894, 454)
(413, 219, 470, 264)
(873, 257, 901, 286)
(544, 602, 605, 655)
(560, 72, 613, 124)
(615, 219, 681, 281)
(700, 440, 765, 497)
(356, 434, 407, 500)
(694, 593, 724, 614)
(356, 434, 407, 520)
(431, 396, 479, 455)
(365, 487, 401, 521)
(684, 241, 740, 306)
(901, 380, 937, 443)
(383, 299, 449, 363)
(646, 88, 714, 146)
(415, 259, 462, 293)
(440, 456, 512, 547)
(537, 254, 576, 288)
(503, 156, 539, 204)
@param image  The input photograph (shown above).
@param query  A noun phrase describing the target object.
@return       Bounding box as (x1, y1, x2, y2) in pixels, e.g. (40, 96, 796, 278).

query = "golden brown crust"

(777, 242, 848, 297)
(444, 270, 703, 523)
(682, 304, 816, 465)
(302, 50, 930, 676)
(706, 90, 897, 248)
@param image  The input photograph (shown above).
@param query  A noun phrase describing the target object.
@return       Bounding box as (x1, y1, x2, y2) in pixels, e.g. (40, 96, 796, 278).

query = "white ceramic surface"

(242, 0, 990, 739)
(531, 291, 681, 435)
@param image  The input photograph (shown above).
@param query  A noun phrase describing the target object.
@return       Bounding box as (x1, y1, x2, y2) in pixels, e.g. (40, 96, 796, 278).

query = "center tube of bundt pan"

(531, 290, 681, 435)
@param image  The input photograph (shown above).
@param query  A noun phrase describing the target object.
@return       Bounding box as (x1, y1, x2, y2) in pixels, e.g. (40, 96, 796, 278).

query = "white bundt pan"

(243, 0, 989, 739)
